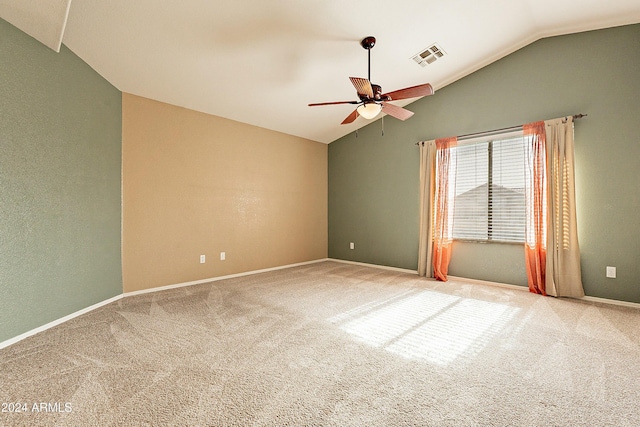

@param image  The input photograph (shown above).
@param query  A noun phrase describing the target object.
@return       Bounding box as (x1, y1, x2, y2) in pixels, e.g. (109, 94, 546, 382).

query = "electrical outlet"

(349, 242, 355, 250)
(200, 255, 206, 264)
(606, 266, 616, 279)
(220, 251, 226, 261)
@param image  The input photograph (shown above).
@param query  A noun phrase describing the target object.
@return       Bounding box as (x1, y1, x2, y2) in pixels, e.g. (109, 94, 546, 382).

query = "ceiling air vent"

(411, 43, 446, 67)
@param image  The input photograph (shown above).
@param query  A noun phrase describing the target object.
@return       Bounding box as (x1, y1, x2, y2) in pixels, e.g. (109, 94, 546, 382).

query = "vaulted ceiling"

(3, 1, 640, 143)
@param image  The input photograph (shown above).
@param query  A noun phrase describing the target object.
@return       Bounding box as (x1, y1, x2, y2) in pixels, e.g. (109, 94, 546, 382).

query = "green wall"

(0, 18, 123, 342)
(329, 24, 640, 303)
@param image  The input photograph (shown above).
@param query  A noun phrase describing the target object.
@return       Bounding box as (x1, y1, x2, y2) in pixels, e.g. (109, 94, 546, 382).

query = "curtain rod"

(416, 114, 587, 145)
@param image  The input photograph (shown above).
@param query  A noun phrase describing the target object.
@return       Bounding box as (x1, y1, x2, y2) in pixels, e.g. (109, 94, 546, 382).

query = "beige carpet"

(1, 261, 639, 426)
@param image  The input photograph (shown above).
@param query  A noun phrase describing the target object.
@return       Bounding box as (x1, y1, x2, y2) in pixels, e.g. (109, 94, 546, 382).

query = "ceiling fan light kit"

(356, 103, 382, 119)
(309, 36, 434, 125)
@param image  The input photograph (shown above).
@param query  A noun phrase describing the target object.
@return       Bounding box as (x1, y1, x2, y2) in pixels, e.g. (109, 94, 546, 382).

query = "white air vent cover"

(412, 43, 446, 67)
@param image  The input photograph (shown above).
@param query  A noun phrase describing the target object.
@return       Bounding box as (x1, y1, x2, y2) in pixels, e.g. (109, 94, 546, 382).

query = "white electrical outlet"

(200, 255, 206, 264)
(349, 242, 354, 250)
(606, 266, 616, 278)
(220, 251, 226, 261)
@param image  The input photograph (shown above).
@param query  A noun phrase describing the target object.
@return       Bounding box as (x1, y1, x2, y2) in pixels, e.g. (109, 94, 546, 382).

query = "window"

(450, 132, 526, 243)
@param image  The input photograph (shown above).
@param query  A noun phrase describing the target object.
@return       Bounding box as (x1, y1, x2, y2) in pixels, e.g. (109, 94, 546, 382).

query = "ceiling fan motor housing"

(371, 84, 389, 101)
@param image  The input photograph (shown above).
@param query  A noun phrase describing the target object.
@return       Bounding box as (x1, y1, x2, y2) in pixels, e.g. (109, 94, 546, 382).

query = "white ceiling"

(3, 1, 640, 143)
(0, 0, 71, 51)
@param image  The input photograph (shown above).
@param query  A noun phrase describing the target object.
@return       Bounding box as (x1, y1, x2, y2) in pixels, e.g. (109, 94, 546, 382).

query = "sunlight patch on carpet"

(329, 290, 519, 365)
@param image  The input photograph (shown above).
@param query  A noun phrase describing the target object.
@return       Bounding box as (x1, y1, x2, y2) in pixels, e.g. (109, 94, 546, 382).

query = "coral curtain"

(417, 140, 437, 277)
(524, 118, 585, 297)
(544, 117, 585, 297)
(432, 137, 457, 281)
(523, 122, 547, 295)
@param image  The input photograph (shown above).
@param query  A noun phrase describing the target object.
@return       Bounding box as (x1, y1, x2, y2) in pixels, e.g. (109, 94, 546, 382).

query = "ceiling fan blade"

(341, 109, 359, 125)
(308, 100, 360, 106)
(381, 102, 414, 121)
(349, 77, 373, 98)
(382, 83, 434, 101)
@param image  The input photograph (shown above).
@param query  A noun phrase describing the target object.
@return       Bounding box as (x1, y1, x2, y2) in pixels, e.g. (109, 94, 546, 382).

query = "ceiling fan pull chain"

(381, 115, 384, 136)
(355, 129, 358, 138)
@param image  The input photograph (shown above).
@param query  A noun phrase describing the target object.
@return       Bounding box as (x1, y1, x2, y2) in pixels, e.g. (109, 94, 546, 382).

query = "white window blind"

(451, 134, 526, 243)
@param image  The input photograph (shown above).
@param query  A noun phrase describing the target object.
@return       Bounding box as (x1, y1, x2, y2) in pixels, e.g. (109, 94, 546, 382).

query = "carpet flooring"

(1, 261, 639, 426)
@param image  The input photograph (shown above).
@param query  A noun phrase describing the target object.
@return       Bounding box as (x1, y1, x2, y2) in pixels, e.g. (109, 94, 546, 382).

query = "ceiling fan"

(309, 36, 434, 125)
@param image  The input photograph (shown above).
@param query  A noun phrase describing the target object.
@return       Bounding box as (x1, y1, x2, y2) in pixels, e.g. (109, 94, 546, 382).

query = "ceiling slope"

(5, 1, 640, 143)
(0, 0, 71, 52)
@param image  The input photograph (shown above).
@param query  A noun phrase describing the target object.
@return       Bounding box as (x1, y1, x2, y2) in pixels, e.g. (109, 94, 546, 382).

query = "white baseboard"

(580, 295, 640, 309)
(0, 294, 123, 350)
(447, 275, 528, 292)
(124, 258, 330, 297)
(328, 258, 418, 275)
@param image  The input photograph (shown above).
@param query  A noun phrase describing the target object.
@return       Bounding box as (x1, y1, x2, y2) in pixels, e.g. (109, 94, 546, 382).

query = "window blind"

(452, 135, 526, 243)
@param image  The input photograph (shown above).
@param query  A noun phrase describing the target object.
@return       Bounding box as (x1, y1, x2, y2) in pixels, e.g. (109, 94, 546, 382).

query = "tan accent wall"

(122, 93, 327, 292)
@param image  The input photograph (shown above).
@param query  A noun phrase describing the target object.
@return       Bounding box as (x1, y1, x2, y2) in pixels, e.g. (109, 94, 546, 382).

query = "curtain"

(418, 140, 437, 277)
(432, 137, 457, 281)
(544, 117, 584, 297)
(524, 122, 547, 295)
(524, 117, 585, 297)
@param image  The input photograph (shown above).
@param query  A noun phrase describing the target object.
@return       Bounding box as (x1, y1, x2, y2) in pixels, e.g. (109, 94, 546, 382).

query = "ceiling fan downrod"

(360, 36, 376, 82)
